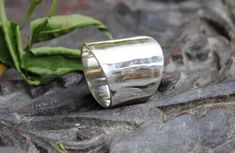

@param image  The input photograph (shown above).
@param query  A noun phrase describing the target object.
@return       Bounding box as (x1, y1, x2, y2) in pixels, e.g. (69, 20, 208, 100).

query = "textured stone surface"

(0, 0, 235, 153)
(111, 109, 235, 153)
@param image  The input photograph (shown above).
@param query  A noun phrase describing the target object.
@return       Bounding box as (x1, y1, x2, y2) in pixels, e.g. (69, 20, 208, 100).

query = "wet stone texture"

(1, 0, 235, 153)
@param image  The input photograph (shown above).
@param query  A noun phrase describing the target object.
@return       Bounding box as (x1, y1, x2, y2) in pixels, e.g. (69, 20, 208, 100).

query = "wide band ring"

(82, 36, 164, 108)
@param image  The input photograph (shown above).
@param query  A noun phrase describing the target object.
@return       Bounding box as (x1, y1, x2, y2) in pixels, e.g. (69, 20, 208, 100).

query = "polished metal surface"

(82, 36, 164, 108)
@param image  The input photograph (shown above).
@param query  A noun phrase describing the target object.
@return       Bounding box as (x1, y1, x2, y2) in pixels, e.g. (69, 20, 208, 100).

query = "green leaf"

(0, 0, 106, 86)
(30, 14, 112, 44)
(21, 51, 82, 84)
(0, 22, 34, 84)
(20, 46, 82, 85)
(1, 22, 83, 85)
(1, 22, 39, 84)
(0, 0, 22, 67)
(0, 0, 12, 65)
(0, 22, 83, 85)
(56, 141, 68, 153)
(29, 47, 81, 58)
(2, 22, 21, 70)
(0, 26, 12, 65)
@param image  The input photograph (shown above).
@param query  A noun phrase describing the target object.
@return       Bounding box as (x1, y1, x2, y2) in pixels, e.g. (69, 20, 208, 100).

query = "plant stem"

(48, 0, 59, 17)
(20, 0, 43, 29)
(29, 0, 59, 47)
(0, 0, 7, 23)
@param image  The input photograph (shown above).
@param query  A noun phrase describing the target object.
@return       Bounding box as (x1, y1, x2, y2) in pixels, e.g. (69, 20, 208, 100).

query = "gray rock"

(59, 72, 83, 88)
(1, 0, 235, 153)
(110, 109, 235, 153)
(0, 147, 26, 153)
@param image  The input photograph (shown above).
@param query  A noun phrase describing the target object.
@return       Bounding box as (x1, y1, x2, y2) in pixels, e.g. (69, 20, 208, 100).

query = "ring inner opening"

(82, 46, 111, 107)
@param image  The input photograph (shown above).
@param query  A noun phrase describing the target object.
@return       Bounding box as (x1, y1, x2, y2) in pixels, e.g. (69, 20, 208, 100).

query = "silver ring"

(82, 36, 164, 108)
